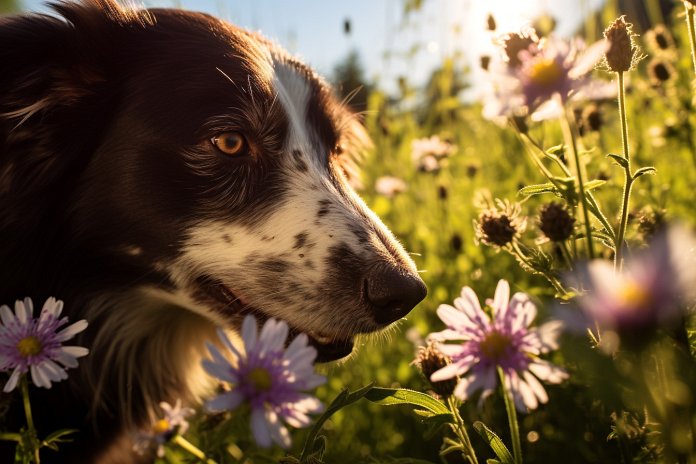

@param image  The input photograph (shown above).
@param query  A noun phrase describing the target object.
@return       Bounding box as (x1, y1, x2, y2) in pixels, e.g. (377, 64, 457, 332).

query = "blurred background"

(4, 0, 694, 462)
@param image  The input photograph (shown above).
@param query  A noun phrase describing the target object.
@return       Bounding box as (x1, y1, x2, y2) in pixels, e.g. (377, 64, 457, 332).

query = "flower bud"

(414, 342, 457, 397)
(539, 202, 575, 242)
(603, 16, 642, 73)
(648, 58, 674, 84)
(475, 200, 526, 247)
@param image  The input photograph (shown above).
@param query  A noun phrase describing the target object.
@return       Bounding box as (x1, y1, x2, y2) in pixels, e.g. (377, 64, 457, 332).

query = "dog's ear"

(0, 0, 152, 198)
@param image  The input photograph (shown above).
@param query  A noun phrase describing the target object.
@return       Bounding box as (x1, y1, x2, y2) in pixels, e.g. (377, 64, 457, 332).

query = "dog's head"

(0, 0, 426, 362)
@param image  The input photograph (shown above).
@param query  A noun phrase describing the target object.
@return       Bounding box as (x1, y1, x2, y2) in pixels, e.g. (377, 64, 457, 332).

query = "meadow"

(2, 0, 696, 463)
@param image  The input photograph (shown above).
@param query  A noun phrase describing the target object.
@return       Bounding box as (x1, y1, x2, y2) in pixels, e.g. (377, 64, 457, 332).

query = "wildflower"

(414, 342, 457, 397)
(483, 32, 611, 121)
(375, 176, 407, 198)
(429, 280, 567, 411)
(203, 316, 325, 448)
(570, 225, 696, 336)
(517, 37, 607, 114)
(133, 400, 194, 458)
(602, 16, 644, 73)
(411, 136, 457, 169)
(0, 297, 88, 392)
(480, 55, 491, 71)
(647, 58, 675, 84)
(538, 202, 575, 242)
(475, 199, 527, 248)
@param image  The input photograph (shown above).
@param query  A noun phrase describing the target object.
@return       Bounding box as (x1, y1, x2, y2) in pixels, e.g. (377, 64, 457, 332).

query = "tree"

(332, 50, 373, 113)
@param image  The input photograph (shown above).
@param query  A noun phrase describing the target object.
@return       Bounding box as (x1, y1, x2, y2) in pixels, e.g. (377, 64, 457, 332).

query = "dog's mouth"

(194, 276, 355, 362)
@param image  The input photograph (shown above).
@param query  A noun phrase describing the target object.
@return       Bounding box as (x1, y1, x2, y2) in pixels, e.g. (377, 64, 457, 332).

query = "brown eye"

(211, 132, 247, 156)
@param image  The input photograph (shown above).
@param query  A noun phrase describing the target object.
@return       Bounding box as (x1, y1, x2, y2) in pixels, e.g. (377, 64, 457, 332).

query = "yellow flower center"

(618, 281, 650, 309)
(152, 418, 171, 435)
(248, 367, 273, 392)
(479, 331, 512, 362)
(16, 336, 42, 357)
(528, 58, 563, 87)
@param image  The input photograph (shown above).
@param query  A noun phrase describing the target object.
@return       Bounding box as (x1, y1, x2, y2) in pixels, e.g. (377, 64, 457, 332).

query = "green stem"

(498, 368, 522, 464)
(511, 242, 567, 296)
(172, 435, 217, 464)
(560, 110, 595, 259)
(559, 241, 575, 270)
(685, 2, 696, 74)
(615, 71, 633, 270)
(446, 396, 478, 464)
(21, 377, 40, 464)
(520, 133, 615, 241)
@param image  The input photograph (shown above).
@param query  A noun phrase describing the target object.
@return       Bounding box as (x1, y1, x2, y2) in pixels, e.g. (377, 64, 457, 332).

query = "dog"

(0, 0, 426, 461)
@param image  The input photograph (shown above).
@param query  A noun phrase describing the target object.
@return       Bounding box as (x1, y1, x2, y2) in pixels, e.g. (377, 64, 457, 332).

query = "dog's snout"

(364, 266, 427, 325)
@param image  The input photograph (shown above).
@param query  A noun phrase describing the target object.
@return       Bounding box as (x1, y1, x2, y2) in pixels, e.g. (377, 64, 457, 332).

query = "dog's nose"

(364, 265, 427, 325)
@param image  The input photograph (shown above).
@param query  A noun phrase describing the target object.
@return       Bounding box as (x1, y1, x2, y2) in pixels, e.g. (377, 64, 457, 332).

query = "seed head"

(539, 202, 575, 242)
(450, 233, 463, 252)
(603, 16, 644, 73)
(645, 25, 675, 54)
(578, 104, 603, 135)
(502, 31, 537, 68)
(475, 199, 526, 248)
(636, 207, 666, 241)
(486, 14, 496, 32)
(414, 342, 457, 397)
(647, 58, 674, 84)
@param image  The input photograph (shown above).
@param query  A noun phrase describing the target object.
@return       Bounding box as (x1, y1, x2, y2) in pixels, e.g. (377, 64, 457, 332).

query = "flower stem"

(498, 368, 522, 464)
(511, 242, 567, 296)
(172, 435, 217, 464)
(20, 377, 40, 464)
(559, 242, 574, 270)
(560, 110, 595, 259)
(685, 2, 696, 74)
(521, 133, 616, 242)
(614, 71, 633, 270)
(446, 396, 478, 464)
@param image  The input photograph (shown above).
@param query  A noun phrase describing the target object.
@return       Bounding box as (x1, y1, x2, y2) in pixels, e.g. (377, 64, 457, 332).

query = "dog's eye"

(211, 132, 248, 157)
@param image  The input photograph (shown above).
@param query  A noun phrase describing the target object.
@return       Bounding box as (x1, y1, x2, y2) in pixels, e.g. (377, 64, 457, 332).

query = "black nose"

(364, 265, 427, 325)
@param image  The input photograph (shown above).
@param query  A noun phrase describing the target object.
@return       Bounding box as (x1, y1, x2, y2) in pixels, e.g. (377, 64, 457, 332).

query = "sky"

(20, 0, 606, 93)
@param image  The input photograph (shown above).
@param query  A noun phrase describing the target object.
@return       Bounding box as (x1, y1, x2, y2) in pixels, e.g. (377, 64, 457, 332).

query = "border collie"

(0, 0, 426, 461)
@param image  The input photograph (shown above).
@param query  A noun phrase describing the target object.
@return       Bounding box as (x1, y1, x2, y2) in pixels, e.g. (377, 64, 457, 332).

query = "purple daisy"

(203, 316, 325, 448)
(133, 399, 194, 458)
(428, 280, 567, 411)
(483, 33, 611, 122)
(0, 297, 89, 392)
(571, 224, 696, 334)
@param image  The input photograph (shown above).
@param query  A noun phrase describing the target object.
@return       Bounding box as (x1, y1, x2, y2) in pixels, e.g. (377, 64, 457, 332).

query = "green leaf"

(414, 411, 454, 425)
(42, 428, 78, 446)
(473, 421, 514, 464)
(607, 153, 629, 168)
(487, 460, 503, 464)
(545, 144, 565, 156)
(363, 387, 450, 415)
(517, 183, 557, 198)
(299, 383, 375, 462)
(584, 179, 607, 191)
(439, 442, 465, 457)
(633, 166, 657, 179)
(0, 433, 22, 443)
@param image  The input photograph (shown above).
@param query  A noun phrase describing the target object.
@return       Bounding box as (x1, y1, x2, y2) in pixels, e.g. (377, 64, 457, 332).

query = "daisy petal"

(251, 408, 272, 448)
